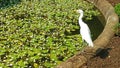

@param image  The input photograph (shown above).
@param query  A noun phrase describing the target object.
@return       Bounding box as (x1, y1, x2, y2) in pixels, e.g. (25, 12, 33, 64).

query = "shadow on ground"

(94, 48, 112, 59)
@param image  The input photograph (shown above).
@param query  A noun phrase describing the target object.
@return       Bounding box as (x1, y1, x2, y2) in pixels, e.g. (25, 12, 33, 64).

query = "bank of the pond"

(82, 36, 120, 68)
(81, 0, 120, 68)
(56, 0, 119, 67)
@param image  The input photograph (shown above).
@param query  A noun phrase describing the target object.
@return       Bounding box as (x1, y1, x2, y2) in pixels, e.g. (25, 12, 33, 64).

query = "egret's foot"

(80, 49, 95, 55)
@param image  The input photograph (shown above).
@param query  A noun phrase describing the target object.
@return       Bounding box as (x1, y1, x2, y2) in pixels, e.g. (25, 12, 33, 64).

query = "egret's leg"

(81, 38, 84, 45)
(80, 40, 95, 55)
(81, 40, 87, 46)
(81, 40, 86, 53)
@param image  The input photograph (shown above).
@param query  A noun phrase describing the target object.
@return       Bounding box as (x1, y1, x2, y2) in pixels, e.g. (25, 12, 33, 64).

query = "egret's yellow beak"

(74, 10, 79, 13)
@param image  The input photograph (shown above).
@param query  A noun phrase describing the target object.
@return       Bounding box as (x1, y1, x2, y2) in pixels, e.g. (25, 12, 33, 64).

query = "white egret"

(76, 9, 93, 47)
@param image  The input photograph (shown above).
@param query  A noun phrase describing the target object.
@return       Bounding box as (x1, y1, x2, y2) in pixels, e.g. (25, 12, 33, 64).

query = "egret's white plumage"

(76, 9, 93, 47)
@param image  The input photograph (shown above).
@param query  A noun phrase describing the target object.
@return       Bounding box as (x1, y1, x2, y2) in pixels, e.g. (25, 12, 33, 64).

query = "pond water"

(86, 16, 104, 41)
(70, 16, 105, 41)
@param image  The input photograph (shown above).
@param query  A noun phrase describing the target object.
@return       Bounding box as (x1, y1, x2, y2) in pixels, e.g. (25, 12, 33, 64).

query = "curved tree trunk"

(56, 0, 119, 68)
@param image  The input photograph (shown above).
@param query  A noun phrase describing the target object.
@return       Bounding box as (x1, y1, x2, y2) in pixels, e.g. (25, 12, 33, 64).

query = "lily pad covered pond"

(0, 0, 101, 67)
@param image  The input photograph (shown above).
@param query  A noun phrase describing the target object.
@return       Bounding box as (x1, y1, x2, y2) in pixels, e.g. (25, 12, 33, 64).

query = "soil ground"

(82, 0, 120, 68)
(107, 0, 120, 6)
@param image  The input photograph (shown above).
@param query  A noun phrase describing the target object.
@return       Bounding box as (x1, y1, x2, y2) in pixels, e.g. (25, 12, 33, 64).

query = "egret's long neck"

(79, 12, 83, 20)
(78, 12, 84, 26)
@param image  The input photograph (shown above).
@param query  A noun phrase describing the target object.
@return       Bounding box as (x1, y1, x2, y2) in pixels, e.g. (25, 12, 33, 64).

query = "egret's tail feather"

(88, 42, 94, 47)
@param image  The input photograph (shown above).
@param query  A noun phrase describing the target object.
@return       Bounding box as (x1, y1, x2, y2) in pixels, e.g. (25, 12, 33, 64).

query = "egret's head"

(76, 9, 83, 14)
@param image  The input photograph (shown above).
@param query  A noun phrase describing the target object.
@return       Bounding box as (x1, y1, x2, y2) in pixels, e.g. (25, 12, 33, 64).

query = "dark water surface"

(86, 16, 104, 41)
